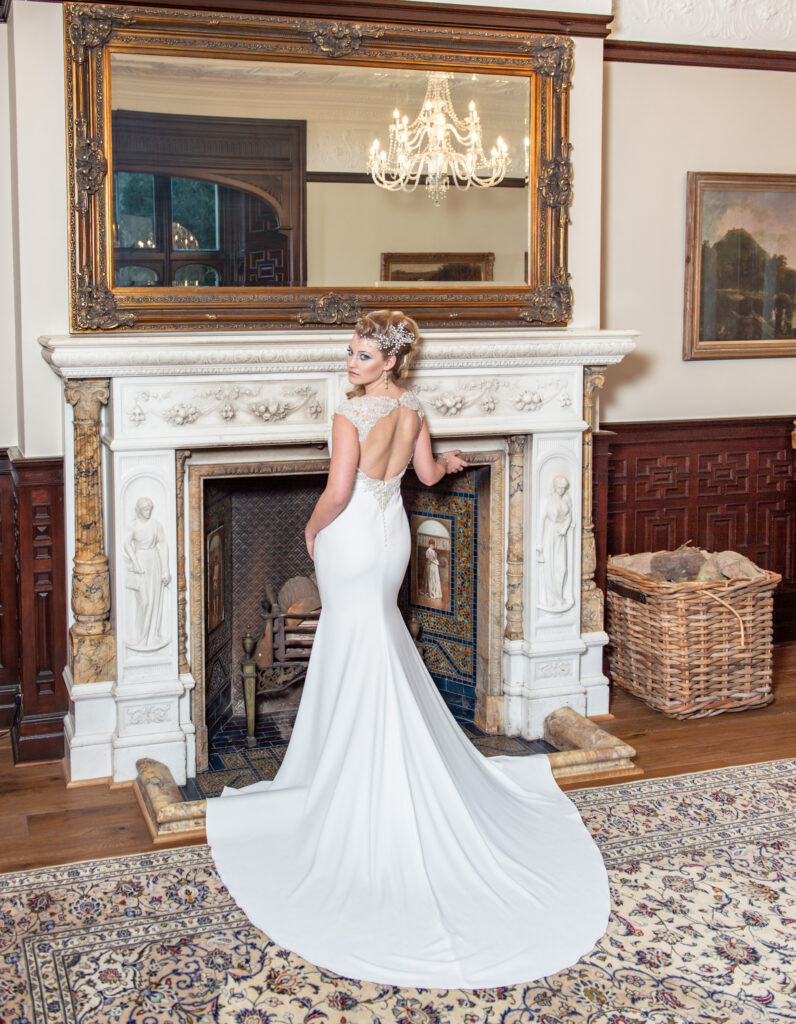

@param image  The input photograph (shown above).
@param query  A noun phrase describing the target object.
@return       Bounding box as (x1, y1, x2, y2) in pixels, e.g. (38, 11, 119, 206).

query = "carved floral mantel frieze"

(125, 383, 326, 431)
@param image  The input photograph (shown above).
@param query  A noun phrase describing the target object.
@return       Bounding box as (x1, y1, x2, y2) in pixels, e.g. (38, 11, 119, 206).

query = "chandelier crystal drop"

(367, 72, 510, 206)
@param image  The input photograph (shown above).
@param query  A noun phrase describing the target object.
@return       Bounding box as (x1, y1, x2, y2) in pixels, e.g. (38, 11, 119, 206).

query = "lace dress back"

(333, 392, 424, 524)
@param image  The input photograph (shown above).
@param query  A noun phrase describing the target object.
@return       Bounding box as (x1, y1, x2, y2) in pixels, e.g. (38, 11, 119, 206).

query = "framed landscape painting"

(683, 172, 796, 359)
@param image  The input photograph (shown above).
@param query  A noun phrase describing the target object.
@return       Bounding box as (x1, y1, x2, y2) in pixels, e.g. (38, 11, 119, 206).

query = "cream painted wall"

(601, 61, 796, 423)
(5, 1, 68, 457)
(0, 24, 20, 449)
(307, 182, 527, 286)
(568, 37, 603, 329)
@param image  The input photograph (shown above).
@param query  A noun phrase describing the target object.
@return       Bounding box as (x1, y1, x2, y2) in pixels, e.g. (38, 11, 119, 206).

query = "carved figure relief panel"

(114, 452, 178, 681)
(531, 432, 581, 639)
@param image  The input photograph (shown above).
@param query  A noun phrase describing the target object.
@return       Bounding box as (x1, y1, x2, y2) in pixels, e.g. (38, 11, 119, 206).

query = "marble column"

(504, 435, 527, 641)
(64, 379, 116, 684)
(581, 366, 606, 633)
(175, 449, 191, 676)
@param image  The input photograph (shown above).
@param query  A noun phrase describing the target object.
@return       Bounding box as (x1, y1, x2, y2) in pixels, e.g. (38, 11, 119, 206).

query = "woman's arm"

(305, 414, 359, 557)
(412, 419, 469, 486)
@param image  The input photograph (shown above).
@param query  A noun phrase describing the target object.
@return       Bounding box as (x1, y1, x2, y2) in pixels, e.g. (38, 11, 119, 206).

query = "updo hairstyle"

(354, 309, 421, 382)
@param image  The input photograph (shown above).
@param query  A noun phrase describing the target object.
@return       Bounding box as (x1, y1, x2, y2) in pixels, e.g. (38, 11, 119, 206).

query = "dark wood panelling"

(0, 450, 19, 728)
(604, 39, 796, 73)
(32, 0, 612, 36)
(595, 418, 796, 643)
(8, 450, 68, 762)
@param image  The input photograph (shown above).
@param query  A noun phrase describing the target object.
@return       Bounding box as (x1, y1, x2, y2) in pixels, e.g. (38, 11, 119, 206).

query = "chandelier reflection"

(367, 72, 510, 206)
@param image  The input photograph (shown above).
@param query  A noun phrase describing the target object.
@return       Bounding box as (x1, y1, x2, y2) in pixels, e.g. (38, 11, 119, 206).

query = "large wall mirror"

(66, 4, 573, 331)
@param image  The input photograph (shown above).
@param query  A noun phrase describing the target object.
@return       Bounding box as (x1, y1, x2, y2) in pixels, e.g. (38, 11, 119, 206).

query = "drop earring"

(383, 369, 389, 390)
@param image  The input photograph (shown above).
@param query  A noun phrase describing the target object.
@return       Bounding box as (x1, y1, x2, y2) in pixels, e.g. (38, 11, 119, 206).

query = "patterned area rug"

(3, 760, 795, 1024)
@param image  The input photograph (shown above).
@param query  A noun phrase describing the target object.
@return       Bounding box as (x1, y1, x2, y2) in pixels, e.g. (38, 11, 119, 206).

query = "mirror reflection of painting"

(411, 517, 452, 610)
(206, 525, 225, 633)
(381, 252, 495, 283)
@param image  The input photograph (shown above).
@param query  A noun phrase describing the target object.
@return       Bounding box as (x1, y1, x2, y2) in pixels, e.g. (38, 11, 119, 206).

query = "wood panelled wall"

(0, 450, 68, 760)
(594, 417, 796, 643)
(0, 451, 18, 728)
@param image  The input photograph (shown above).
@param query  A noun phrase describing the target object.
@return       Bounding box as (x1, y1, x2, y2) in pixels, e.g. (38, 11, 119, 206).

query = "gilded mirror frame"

(65, 3, 573, 332)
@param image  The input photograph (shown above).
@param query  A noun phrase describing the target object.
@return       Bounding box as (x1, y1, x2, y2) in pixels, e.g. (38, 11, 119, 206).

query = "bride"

(206, 310, 610, 989)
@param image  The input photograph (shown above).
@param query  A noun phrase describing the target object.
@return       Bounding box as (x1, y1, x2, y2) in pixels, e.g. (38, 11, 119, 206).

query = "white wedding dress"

(206, 392, 610, 989)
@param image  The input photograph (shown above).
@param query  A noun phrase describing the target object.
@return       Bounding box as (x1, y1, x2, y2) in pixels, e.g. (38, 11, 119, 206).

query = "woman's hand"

(436, 450, 468, 474)
(305, 526, 316, 560)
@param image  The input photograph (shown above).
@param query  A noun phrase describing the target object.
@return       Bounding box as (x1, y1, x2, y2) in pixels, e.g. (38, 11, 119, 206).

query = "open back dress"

(205, 391, 610, 988)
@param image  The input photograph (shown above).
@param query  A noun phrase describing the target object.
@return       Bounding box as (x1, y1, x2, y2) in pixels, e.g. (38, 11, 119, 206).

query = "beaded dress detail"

(205, 388, 609, 989)
(335, 393, 424, 533)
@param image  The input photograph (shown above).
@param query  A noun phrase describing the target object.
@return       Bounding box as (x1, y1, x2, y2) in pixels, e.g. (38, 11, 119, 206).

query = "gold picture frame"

(64, 2, 573, 332)
(683, 172, 796, 360)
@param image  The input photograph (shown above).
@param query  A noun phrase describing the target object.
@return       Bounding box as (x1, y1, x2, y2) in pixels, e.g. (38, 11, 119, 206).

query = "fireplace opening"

(191, 452, 512, 786)
(203, 472, 325, 756)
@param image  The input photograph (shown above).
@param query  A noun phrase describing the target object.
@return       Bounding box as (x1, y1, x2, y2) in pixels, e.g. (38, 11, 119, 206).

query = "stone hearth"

(41, 327, 635, 784)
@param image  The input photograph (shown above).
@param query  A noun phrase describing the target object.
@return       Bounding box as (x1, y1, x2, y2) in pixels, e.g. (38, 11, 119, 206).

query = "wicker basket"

(606, 559, 781, 719)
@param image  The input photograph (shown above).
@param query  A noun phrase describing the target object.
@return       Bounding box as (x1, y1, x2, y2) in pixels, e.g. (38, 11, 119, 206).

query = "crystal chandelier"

(367, 72, 510, 206)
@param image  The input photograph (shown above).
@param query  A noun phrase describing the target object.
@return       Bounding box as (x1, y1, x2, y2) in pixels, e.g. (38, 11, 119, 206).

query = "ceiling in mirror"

(66, 3, 573, 331)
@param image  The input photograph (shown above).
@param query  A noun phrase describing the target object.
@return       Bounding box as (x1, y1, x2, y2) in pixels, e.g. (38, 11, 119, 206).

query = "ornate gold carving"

(175, 450, 191, 676)
(581, 366, 606, 633)
(520, 270, 572, 324)
(297, 20, 385, 57)
(504, 435, 527, 642)
(297, 293, 362, 326)
(75, 270, 137, 331)
(64, 379, 116, 683)
(524, 35, 574, 89)
(64, 4, 571, 331)
(67, 4, 134, 63)
(539, 143, 573, 222)
(74, 114, 106, 214)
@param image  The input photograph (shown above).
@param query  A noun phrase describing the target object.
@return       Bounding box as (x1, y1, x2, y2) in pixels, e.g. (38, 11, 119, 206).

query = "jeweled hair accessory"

(374, 322, 415, 356)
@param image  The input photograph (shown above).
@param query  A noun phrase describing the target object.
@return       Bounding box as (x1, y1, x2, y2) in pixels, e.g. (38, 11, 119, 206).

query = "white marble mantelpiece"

(40, 328, 636, 378)
(41, 328, 635, 783)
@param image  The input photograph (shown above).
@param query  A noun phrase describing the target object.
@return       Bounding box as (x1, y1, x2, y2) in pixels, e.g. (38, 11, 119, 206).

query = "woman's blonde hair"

(347, 309, 421, 396)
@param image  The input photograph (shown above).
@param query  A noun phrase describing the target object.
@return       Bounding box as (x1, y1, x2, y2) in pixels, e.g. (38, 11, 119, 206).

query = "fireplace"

(41, 327, 635, 784)
(200, 469, 325, 760)
(190, 454, 504, 770)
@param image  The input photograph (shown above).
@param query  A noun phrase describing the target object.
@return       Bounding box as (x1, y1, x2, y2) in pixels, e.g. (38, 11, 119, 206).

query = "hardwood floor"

(561, 642, 796, 789)
(1, 645, 794, 874)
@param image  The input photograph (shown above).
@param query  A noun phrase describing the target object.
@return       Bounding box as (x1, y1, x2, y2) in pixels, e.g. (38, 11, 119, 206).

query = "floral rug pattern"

(2, 760, 795, 1024)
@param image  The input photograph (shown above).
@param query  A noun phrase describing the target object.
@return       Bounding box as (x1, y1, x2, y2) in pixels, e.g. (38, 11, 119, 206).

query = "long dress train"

(206, 395, 610, 989)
